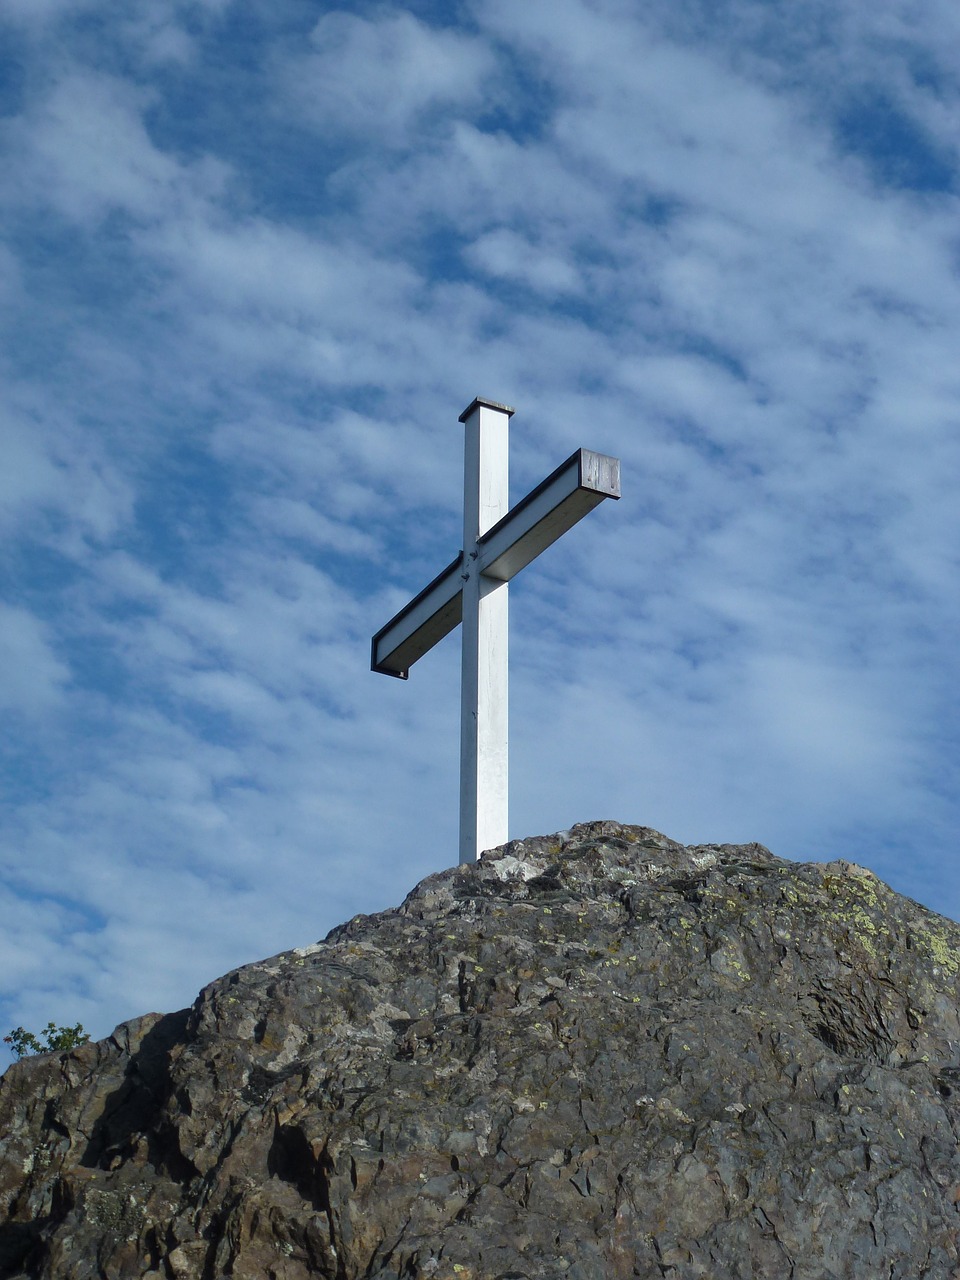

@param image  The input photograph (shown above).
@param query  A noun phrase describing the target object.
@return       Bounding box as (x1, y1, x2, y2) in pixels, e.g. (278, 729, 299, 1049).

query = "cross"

(372, 397, 621, 863)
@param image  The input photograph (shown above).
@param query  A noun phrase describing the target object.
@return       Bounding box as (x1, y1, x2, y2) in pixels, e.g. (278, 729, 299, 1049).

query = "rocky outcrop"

(2, 821, 960, 1279)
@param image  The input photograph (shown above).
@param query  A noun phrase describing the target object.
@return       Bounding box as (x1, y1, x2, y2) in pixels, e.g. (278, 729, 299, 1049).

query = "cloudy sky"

(1, 0, 958, 1060)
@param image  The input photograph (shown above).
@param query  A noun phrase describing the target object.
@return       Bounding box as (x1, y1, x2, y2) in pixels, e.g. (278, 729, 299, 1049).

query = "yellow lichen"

(822, 876, 884, 957)
(922, 927, 960, 976)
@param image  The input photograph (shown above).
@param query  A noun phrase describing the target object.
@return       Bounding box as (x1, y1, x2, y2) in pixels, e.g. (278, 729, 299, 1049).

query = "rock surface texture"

(3, 822, 960, 1279)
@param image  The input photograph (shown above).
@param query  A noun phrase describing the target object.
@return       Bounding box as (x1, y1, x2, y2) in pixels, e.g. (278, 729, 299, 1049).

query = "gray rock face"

(3, 822, 960, 1279)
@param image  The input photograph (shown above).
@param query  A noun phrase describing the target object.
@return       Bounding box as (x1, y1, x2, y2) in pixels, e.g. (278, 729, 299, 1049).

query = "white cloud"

(120, 9, 198, 66)
(0, 410, 68, 528)
(0, 244, 23, 304)
(465, 229, 582, 295)
(3, 73, 180, 225)
(1, 0, 99, 22)
(286, 9, 497, 143)
(250, 497, 381, 557)
(0, 393, 135, 549)
(744, 653, 905, 785)
(0, 604, 70, 713)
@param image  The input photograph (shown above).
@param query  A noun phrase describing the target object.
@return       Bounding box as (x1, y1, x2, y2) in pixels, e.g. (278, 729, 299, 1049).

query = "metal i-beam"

(371, 448, 620, 679)
(478, 448, 621, 582)
(371, 554, 463, 679)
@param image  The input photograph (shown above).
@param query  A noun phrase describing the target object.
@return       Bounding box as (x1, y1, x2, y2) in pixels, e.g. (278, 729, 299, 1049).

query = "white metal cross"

(372, 397, 620, 863)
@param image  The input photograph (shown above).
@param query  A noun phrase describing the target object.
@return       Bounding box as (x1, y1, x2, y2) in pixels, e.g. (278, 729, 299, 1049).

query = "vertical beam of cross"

(458, 398, 513, 862)
(371, 397, 620, 864)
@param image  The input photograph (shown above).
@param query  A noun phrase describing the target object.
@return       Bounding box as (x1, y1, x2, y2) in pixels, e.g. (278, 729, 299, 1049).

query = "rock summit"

(2, 822, 960, 1278)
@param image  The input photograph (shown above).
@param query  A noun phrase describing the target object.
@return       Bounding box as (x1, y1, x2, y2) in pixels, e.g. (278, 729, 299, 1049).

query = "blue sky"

(2, 0, 959, 1062)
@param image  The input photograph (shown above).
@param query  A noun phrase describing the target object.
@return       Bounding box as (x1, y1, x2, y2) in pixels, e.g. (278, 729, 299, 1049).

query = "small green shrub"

(4, 1022, 89, 1058)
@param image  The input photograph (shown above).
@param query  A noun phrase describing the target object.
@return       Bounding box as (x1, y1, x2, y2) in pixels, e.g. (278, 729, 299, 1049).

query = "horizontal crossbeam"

(477, 448, 620, 582)
(371, 448, 620, 679)
(371, 553, 464, 679)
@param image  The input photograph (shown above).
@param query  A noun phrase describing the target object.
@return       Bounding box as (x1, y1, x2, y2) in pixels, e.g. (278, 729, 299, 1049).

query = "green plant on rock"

(4, 1022, 89, 1059)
